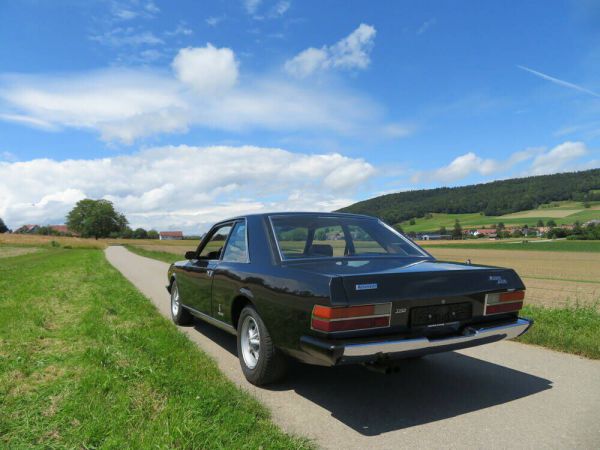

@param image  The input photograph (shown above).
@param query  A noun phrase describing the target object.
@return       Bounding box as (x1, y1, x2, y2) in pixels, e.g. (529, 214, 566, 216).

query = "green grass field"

(422, 239, 600, 252)
(518, 304, 600, 359)
(397, 201, 600, 233)
(124, 244, 181, 264)
(0, 247, 310, 449)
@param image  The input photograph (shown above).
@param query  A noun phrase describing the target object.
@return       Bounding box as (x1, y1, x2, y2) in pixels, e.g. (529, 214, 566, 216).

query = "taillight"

(484, 290, 525, 315)
(311, 303, 392, 332)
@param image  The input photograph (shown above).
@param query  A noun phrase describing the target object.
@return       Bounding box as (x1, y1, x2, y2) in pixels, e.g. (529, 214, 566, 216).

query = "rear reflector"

(485, 290, 525, 315)
(312, 303, 391, 332)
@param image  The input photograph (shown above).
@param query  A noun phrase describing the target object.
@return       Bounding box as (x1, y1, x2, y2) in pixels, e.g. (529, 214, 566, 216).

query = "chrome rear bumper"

(299, 318, 532, 365)
(344, 318, 532, 357)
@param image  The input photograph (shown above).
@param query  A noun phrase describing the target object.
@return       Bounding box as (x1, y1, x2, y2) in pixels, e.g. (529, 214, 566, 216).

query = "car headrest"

(308, 244, 333, 257)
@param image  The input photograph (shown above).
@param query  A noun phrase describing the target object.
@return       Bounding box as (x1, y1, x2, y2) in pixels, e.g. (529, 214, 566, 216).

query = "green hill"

(394, 202, 600, 233)
(338, 169, 600, 229)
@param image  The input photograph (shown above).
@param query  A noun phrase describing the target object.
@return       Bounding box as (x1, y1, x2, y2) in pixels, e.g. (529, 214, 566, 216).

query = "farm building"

(159, 231, 184, 240)
(473, 229, 497, 238)
(49, 225, 78, 236)
(418, 233, 451, 240)
(15, 224, 40, 234)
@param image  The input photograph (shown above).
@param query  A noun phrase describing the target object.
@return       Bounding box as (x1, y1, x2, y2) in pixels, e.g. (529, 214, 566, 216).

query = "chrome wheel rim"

(241, 316, 260, 369)
(171, 283, 180, 316)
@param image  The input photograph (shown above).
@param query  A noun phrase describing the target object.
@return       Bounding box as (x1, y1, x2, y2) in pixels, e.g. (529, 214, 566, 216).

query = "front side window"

(199, 224, 232, 259)
(271, 215, 427, 260)
(222, 221, 249, 263)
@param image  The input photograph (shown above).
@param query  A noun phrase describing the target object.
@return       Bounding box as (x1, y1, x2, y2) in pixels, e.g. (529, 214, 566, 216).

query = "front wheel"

(237, 306, 287, 386)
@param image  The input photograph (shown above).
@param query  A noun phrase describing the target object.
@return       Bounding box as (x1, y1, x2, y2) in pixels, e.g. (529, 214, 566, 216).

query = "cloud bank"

(0, 42, 396, 144)
(412, 141, 593, 183)
(0, 145, 375, 231)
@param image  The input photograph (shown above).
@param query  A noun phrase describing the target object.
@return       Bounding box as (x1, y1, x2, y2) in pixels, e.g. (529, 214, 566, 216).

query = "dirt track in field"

(0, 246, 41, 258)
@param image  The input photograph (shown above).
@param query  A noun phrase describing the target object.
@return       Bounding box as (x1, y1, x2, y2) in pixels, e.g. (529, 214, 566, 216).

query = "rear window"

(270, 215, 426, 260)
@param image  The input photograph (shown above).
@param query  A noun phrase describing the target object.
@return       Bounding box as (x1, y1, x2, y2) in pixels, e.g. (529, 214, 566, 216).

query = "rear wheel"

(170, 280, 193, 325)
(237, 305, 287, 386)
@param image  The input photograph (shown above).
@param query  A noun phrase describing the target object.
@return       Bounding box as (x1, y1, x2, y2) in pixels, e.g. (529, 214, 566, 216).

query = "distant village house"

(159, 231, 184, 240)
(15, 224, 40, 234)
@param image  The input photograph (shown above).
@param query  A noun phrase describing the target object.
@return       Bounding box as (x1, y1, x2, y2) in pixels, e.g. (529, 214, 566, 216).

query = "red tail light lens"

(485, 301, 524, 315)
(499, 290, 525, 302)
(311, 303, 391, 332)
(485, 290, 525, 315)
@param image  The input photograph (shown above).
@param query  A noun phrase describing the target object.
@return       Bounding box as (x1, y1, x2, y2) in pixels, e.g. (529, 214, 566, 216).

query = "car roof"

(219, 211, 376, 223)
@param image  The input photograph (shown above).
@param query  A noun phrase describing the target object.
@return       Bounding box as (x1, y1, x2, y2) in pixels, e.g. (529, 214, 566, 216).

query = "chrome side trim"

(343, 318, 531, 357)
(182, 305, 237, 335)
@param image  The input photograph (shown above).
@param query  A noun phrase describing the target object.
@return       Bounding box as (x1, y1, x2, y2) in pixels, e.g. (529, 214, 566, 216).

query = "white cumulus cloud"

(284, 24, 376, 78)
(0, 145, 375, 232)
(172, 45, 239, 94)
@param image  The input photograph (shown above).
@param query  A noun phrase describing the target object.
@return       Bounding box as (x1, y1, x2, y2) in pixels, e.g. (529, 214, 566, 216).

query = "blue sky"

(0, 0, 599, 231)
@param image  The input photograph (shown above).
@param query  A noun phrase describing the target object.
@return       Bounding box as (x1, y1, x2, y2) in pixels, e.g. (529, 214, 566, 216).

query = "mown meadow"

(0, 245, 310, 449)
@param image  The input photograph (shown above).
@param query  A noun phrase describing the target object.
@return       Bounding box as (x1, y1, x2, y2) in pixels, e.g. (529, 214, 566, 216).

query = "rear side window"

(271, 215, 427, 260)
(222, 221, 249, 263)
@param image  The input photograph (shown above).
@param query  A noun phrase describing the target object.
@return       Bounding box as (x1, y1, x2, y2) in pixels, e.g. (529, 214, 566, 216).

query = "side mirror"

(185, 251, 196, 260)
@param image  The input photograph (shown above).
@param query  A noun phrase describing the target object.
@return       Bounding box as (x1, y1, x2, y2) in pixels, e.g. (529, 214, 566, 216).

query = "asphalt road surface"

(105, 246, 600, 449)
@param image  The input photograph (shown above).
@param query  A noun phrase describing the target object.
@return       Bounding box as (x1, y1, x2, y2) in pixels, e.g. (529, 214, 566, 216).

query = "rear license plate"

(411, 303, 472, 326)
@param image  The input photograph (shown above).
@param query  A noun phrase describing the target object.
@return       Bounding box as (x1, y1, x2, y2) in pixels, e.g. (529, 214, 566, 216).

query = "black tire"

(237, 305, 287, 386)
(170, 280, 193, 326)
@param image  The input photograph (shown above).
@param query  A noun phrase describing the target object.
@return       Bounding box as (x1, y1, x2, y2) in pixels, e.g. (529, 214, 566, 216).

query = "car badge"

(489, 275, 507, 285)
(355, 283, 378, 291)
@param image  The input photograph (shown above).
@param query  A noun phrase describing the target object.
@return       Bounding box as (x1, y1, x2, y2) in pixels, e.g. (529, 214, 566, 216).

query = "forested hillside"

(338, 169, 600, 224)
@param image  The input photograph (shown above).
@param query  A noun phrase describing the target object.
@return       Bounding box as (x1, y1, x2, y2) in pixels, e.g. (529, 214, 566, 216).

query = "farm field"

(397, 201, 600, 233)
(0, 247, 308, 449)
(424, 246, 600, 309)
(422, 239, 600, 252)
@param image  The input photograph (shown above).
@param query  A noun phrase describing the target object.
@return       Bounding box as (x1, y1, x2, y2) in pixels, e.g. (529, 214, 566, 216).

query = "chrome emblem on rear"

(355, 283, 378, 291)
(489, 275, 507, 285)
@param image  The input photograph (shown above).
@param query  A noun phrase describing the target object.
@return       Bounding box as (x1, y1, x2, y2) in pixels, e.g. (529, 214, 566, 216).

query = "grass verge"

(517, 304, 600, 359)
(123, 244, 181, 264)
(0, 248, 310, 449)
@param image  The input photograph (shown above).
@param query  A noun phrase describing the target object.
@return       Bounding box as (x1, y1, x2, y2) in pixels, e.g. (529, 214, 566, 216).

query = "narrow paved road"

(106, 246, 600, 449)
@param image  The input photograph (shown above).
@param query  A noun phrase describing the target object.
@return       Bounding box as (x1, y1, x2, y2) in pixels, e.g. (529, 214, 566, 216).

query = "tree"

(409, 218, 415, 225)
(439, 226, 447, 236)
(66, 199, 128, 239)
(147, 230, 159, 239)
(452, 219, 463, 239)
(536, 219, 544, 227)
(547, 219, 557, 227)
(0, 218, 8, 233)
(133, 228, 148, 239)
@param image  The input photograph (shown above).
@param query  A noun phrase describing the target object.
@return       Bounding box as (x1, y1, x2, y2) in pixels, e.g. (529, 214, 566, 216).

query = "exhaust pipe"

(363, 360, 401, 374)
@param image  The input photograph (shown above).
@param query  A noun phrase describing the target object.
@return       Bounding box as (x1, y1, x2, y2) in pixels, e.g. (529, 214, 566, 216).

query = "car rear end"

(299, 264, 533, 366)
